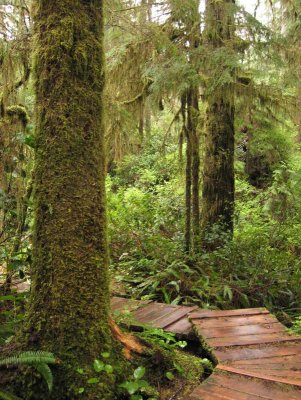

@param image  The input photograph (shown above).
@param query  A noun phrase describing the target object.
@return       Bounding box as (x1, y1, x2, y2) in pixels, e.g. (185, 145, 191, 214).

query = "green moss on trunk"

(183, 95, 192, 254)
(187, 88, 200, 252)
(14, 0, 122, 398)
(201, 97, 235, 247)
(201, 0, 236, 250)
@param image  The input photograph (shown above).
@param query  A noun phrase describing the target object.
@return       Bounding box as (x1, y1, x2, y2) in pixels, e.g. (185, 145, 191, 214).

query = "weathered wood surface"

(5, 291, 300, 398)
(111, 297, 301, 399)
(189, 307, 301, 399)
(111, 296, 197, 337)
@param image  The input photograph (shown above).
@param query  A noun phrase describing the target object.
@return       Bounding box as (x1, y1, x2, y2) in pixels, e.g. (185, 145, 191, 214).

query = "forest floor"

(1, 280, 301, 399)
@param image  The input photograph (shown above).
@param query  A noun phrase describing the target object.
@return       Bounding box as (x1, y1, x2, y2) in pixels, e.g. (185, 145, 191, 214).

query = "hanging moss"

(8, 1, 124, 398)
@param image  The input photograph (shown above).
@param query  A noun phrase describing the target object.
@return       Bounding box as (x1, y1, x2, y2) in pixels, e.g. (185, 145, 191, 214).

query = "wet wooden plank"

(192, 314, 279, 329)
(239, 368, 301, 379)
(233, 354, 301, 366)
(152, 305, 198, 329)
(217, 365, 301, 387)
(132, 303, 178, 325)
(200, 371, 301, 400)
(189, 384, 272, 399)
(235, 361, 301, 371)
(207, 333, 301, 348)
(197, 323, 285, 339)
(111, 297, 151, 312)
(111, 298, 301, 399)
(215, 344, 301, 363)
(189, 308, 269, 319)
(165, 317, 195, 337)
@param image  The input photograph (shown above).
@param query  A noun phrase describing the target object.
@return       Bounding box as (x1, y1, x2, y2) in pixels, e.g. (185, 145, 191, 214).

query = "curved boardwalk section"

(188, 308, 301, 399)
(112, 297, 301, 399)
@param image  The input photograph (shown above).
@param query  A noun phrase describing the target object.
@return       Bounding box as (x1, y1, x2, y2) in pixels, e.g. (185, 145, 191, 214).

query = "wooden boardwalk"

(111, 297, 301, 399)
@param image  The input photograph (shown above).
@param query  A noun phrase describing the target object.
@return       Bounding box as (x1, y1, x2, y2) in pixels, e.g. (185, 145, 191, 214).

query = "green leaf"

(87, 378, 99, 384)
(0, 390, 22, 400)
(0, 351, 56, 366)
(166, 372, 174, 381)
(101, 352, 110, 359)
(33, 363, 53, 392)
(76, 368, 84, 375)
(93, 359, 104, 372)
(104, 364, 113, 374)
(119, 381, 140, 395)
(78, 388, 85, 394)
(136, 380, 149, 389)
(133, 366, 145, 379)
(130, 396, 143, 400)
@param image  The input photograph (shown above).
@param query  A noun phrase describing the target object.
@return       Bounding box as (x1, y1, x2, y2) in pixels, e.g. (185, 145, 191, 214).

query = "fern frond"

(0, 390, 22, 400)
(33, 363, 53, 392)
(0, 351, 56, 367)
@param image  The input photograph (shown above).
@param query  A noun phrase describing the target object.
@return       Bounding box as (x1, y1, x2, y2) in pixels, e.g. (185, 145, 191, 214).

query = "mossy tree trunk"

(187, 88, 200, 252)
(18, 1, 121, 398)
(201, 0, 235, 250)
(183, 95, 192, 254)
(182, 0, 201, 254)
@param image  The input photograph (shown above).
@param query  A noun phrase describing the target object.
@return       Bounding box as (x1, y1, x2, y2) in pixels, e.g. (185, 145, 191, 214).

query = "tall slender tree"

(17, 1, 122, 398)
(201, 0, 236, 250)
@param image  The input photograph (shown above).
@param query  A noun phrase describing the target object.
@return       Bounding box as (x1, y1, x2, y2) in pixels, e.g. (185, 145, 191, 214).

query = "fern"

(0, 391, 22, 400)
(33, 363, 53, 392)
(0, 351, 56, 393)
(0, 351, 56, 367)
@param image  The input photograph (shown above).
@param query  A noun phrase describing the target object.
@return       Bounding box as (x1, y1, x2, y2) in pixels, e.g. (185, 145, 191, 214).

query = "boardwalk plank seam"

(111, 297, 301, 399)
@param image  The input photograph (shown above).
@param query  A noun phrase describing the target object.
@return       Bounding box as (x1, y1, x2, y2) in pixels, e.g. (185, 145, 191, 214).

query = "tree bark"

(201, 0, 235, 250)
(183, 96, 192, 254)
(187, 88, 200, 252)
(17, 1, 122, 398)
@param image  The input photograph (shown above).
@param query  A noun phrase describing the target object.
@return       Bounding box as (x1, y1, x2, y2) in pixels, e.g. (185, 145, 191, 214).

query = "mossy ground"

(124, 336, 205, 400)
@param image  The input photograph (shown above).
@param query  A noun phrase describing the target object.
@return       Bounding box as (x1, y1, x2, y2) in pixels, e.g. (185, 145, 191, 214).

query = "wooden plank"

(191, 314, 279, 329)
(189, 384, 273, 399)
(217, 365, 301, 387)
(215, 344, 301, 363)
(189, 386, 259, 399)
(207, 333, 301, 348)
(111, 297, 129, 310)
(205, 371, 301, 400)
(196, 323, 285, 339)
(132, 302, 167, 318)
(165, 317, 195, 337)
(239, 368, 301, 379)
(189, 308, 269, 319)
(236, 362, 301, 373)
(189, 387, 239, 400)
(133, 303, 178, 325)
(233, 354, 301, 366)
(110, 297, 151, 312)
(152, 306, 198, 329)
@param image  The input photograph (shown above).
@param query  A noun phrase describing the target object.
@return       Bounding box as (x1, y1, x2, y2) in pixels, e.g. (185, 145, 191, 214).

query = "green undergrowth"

(109, 143, 301, 320)
(0, 327, 207, 400)
(121, 329, 206, 400)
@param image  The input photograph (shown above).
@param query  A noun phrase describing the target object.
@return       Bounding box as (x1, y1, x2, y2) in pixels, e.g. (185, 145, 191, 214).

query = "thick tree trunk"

(17, 1, 121, 398)
(201, 98, 235, 248)
(201, 0, 235, 250)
